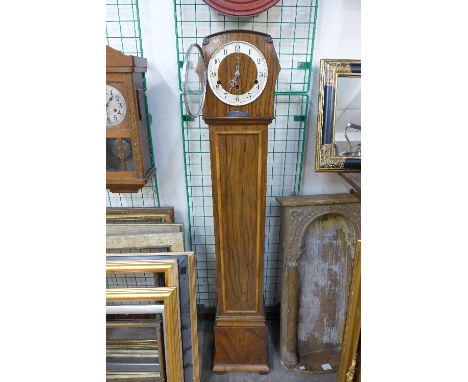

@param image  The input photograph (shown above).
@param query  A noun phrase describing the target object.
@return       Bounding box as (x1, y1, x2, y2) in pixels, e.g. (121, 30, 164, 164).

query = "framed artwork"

(107, 287, 184, 382)
(315, 59, 361, 172)
(107, 251, 200, 382)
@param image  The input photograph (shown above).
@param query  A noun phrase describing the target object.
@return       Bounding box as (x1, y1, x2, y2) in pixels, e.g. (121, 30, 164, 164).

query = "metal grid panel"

(175, 0, 318, 308)
(106, 0, 160, 207)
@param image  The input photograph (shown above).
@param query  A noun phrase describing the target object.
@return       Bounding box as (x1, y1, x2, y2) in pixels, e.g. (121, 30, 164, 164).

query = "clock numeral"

(214, 58, 218, 64)
(215, 84, 220, 90)
(116, 95, 120, 101)
(223, 49, 227, 55)
(210, 71, 217, 78)
(257, 58, 261, 64)
(235, 44, 241, 52)
(248, 49, 251, 55)
(259, 72, 264, 77)
(113, 115, 118, 121)
(235, 96, 240, 102)
(119, 103, 123, 108)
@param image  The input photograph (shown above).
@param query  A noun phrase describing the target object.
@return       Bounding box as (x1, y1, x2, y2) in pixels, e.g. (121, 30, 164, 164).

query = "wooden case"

(202, 30, 280, 373)
(106, 46, 154, 193)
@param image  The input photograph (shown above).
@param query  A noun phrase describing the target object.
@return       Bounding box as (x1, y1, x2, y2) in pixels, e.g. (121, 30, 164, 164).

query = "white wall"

(301, 0, 361, 194)
(138, 0, 361, 234)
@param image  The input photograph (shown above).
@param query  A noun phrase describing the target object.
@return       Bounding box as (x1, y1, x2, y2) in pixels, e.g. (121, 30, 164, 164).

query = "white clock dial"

(106, 84, 127, 127)
(207, 41, 268, 107)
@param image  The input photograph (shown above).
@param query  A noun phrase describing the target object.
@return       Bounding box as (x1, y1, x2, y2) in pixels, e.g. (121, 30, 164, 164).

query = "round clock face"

(106, 84, 127, 127)
(207, 41, 268, 107)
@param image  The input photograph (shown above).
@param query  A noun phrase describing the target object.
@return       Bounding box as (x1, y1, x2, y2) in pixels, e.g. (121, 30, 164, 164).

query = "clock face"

(207, 41, 268, 106)
(106, 84, 127, 127)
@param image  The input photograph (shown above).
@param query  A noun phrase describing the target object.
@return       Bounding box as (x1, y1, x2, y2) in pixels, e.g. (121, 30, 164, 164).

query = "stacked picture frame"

(106, 207, 200, 382)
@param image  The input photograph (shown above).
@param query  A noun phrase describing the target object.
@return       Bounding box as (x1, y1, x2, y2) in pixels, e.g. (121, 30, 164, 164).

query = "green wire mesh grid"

(106, 0, 160, 207)
(175, 0, 318, 308)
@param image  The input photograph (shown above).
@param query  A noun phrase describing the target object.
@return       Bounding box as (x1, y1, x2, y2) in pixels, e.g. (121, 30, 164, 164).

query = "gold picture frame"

(106, 317, 166, 381)
(107, 207, 175, 224)
(107, 287, 184, 382)
(338, 240, 361, 382)
(107, 251, 200, 382)
(315, 59, 361, 172)
(107, 259, 180, 288)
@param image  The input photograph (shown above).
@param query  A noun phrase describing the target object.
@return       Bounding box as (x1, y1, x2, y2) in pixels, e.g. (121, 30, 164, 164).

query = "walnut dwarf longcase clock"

(106, 46, 154, 193)
(200, 30, 280, 373)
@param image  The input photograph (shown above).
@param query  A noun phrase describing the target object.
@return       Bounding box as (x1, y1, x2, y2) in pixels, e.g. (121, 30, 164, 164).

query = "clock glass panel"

(106, 138, 135, 172)
(106, 85, 127, 128)
(183, 43, 207, 117)
(207, 41, 268, 106)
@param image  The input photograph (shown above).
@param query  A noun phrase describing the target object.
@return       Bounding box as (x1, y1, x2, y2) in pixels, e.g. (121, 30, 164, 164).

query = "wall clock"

(184, 30, 280, 373)
(203, 0, 280, 16)
(106, 46, 155, 193)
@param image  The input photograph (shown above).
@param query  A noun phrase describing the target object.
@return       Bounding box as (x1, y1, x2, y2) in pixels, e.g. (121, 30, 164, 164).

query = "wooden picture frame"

(107, 258, 179, 289)
(107, 207, 175, 224)
(315, 59, 361, 172)
(106, 232, 185, 252)
(107, 252, 200, 382)
(338, 240, 361, 382)
(107, 287, 184, 382)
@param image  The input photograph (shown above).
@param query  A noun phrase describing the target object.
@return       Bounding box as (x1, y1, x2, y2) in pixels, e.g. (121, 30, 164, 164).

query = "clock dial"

(106, 84, 127, 127)
(207, 41, 268, 106)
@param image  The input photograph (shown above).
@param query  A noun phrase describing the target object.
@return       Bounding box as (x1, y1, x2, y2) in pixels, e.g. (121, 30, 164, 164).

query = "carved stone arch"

(276, 194, 360, 370)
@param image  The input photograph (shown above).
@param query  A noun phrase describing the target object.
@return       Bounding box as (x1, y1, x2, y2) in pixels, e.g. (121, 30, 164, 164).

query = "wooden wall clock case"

(202, 30, 280, 373)
(106, 46, 154, 193)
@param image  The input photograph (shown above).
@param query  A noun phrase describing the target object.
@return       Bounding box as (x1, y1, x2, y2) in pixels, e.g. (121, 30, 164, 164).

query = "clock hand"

(229, 60, 241, 92)
(106, 93, 114, 108)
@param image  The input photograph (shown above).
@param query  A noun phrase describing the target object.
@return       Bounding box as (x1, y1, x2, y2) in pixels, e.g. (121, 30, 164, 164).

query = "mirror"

(334, 76, 361, 157)
(315, 59, 361, 172)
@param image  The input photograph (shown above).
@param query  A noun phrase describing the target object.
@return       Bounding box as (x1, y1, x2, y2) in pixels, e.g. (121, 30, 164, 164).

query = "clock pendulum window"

(182, 31, 280, 373)
(106, 46, 155, 193)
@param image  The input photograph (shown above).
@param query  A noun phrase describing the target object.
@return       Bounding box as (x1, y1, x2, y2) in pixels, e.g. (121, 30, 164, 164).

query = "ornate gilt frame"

(106, 287, 184, 382)
(315, 59, 361, 172)
(338, 240, 361, 382)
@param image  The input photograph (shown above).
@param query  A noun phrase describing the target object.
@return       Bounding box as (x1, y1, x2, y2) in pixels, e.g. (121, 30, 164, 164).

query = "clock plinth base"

(213, 323, 269, 373)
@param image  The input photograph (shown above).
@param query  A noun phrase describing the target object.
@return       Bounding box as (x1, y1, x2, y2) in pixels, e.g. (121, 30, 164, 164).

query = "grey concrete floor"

(198, 321, 337, 382)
